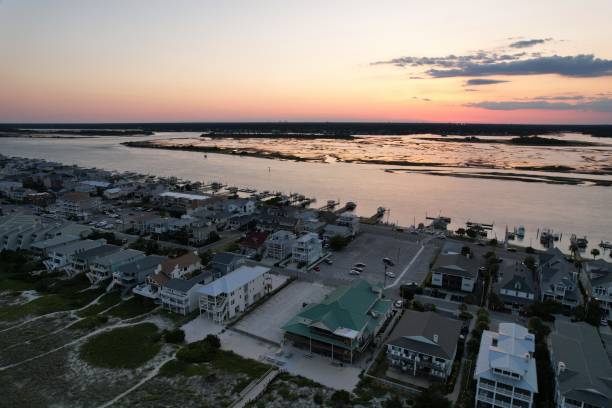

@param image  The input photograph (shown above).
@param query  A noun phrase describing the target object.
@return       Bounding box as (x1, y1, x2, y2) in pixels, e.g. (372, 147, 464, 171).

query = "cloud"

(534, 95, 585, 101)
(465, 79, 509, 86)
(409, 76, 424, 79)
(466, 98, 612, 112)
(464, 89, 479, 92)
(373, 48, 612, 78)
(509, 38, 552, 49)
(427, 55, 612, 78)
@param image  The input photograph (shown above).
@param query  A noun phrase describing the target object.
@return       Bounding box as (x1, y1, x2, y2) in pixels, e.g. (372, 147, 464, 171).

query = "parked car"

(393, 300, 403, 309)
(313, 266, 320, 272)
(383, 257, 395, 266)
(354, 263, 366, 268)
(324, 259, 333, 265)
(349, 270, 361, 275)
(385, 271, 396, 278)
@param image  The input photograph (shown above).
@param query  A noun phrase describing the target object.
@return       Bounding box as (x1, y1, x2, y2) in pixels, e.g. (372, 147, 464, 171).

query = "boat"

(600, 240, 612, 249)
(516, 225, 525, 238)
(540, 229, 553, 245)
(570, 234, 588, 249)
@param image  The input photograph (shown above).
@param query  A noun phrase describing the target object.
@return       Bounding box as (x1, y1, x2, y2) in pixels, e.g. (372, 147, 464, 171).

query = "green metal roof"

(282, 280, 392, 351)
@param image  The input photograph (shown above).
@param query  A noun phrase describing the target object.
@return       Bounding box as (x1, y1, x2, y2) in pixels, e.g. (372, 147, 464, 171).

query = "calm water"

(1, 133, 611, 257)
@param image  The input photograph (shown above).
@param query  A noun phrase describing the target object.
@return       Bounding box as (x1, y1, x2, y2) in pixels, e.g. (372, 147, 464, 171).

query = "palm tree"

(591, 248, 600, 259)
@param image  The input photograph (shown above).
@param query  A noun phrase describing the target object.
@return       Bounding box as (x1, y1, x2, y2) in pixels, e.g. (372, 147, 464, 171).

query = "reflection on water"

(1, 133, 611, 257)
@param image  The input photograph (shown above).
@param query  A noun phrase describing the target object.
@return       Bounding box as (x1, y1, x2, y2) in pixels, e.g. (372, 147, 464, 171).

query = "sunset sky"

(1, 0, 612, 124)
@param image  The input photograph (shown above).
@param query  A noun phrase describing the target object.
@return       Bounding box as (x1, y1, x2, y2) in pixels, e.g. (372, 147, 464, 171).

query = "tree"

(199, 250, 213, 266)
(383, 395, 404, 408)
(528, 317, 551, 339)
(488, 293, 504, 311)
(413, 385, 451, 408)
(461, 246, 471, 256)
(330, 390, 351, 407)
(455, 228, 466, 237)
(591, 248, 600, 259)
(164, 329, 186, 344)
(569, 242, 579, 259)
(466, 228, 477, 239)
(329, 235, 349, 251)
(523, 256, 536, 271)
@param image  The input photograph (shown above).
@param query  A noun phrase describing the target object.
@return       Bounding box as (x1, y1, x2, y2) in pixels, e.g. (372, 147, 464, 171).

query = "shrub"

(331, 390, 351, 407)
(164, 329, 186, 344)
(313, 393, 324, 405)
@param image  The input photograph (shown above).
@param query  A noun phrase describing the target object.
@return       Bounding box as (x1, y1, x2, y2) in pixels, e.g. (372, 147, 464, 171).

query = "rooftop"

(551, 321, 612, 408)
(386, 310, 463, 360)
(474, 323, 538, 393)
(197, 265, 270, 297)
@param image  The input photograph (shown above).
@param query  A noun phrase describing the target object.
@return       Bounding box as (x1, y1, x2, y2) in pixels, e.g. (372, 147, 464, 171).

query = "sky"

(1, 0, 612, 124)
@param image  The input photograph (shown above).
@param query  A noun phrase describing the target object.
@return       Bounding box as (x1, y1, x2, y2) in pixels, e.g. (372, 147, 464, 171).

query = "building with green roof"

(281, 279, 392, 363)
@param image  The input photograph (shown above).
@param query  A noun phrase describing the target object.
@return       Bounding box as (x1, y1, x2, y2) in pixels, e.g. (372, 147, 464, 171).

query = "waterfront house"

(336, 212, 360, 236)
(198, 265, 272, 323)
(282, 280, 392, 363)
(292, 232, 323, 266)
(386, 311, 462, 380)
(112, 255, 167, 290)
(87, 249, 146, 284)
(474, 323, 538, 408)
(493, 260, 536, 312)
(210, 252, 245, 279)
(580, 258, 612, 319)
(323, 224, 352, 241)
(160, 273, 207, 315)
(431, 253, 479, 292)
(549, 321, 612, 408)
(159, 252, 202, 279)
(264, 230, 297, 261)
(157, 191, 210, 209)
(65, 244, 121, 277)
(43, 239, 107, 272)
(539, 248, 582, 309)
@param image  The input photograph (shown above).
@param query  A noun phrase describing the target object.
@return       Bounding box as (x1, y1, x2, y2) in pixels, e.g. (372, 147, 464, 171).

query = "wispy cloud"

(465, 79, 509, 86)
(467, 98, 612, 112)
(534, 95, 585, 101)
(509, 38, 552, 49)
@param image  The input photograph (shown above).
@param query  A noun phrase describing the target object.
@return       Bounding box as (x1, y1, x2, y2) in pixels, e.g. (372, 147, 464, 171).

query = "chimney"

(433, 334, 439, 343)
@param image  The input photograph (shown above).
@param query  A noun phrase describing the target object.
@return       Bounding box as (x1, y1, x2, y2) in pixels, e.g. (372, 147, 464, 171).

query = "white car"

(349, 270, 361, 275)
(394, 300, 403, 308)
(385, 271, 396, 278)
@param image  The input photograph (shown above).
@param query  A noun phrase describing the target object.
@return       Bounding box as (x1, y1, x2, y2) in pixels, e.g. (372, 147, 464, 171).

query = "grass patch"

(70, 315, 109, 331)
(77, 291, 122, 317)
(104, 296, 157, 319)
(209, 349, 269, 378)
(233, 377, 253, 394)
(80, 323, 161, 369)
(158, 359, 211, 378)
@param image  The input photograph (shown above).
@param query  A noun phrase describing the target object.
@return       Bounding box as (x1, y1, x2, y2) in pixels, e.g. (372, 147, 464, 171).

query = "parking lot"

(315, 231, 426, 288)
(233, 280, 334, 345)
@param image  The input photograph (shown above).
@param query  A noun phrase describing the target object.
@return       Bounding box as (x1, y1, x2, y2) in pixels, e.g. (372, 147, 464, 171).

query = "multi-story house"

(43, 239, 107, 272)
(431, 253, 479, 292)
(265, 230, 297, 260)
(539, 248, 582, 309)
(292, 232, 323, 266)
(336, 212, 360, 236)
(474, 323, 538, 408)
(65, 244, 122, 277)
(494, 260, 536, 312)
(160, 273, 207, 315)
(386, 311, 462, 380)
(87, 249, 145, 284)
(549, 321, 612, 408)
(112, 255, 167, 290)
(210, 252, 245, 279)
(580, 259, 612, 319)
(56, 192, 101, 220)
(282, 279, 392, 363)
(159, 252, 202, 279)
(198, 265, 272, 324)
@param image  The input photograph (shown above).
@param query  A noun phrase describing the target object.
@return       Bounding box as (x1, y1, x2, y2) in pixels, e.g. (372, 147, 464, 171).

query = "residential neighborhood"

(0, 154, 611, 408)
